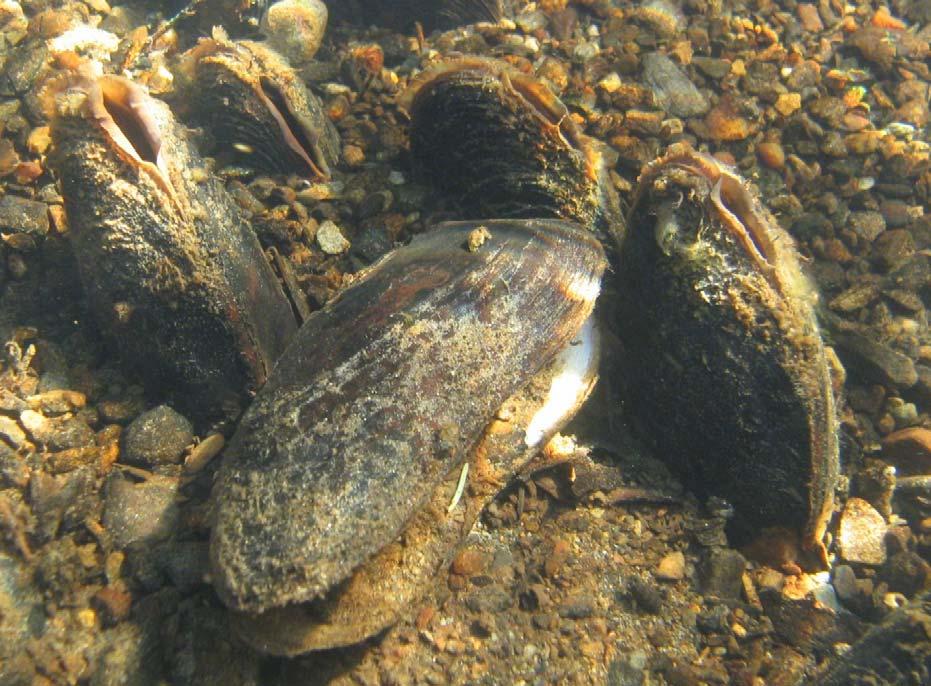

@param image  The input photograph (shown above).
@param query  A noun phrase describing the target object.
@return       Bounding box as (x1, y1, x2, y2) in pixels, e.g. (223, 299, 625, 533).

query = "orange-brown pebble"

(712, 150, 737, 167)
(757, 141, 785, 169)
(774, 93, 802, 117)
(797, 3, 824, 32)
(27, 126, 51, 155)
(342, 144, 365, 167)
(881, 427, 931, 475)
(450, 547, 488, 577)
(655, 551, 686, 581)
(14, 160, 42, 184)
(544, 538, 571, 578)
(871, 6, 907, 30)
(704, 98, 755, 141)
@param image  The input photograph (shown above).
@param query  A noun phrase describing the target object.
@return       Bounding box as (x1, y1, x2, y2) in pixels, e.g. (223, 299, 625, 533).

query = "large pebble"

(834, 331, 918, 390)
(122, 405, 193, 467)
(262, 0, 327, 64)
(837, 497, 887, 566)
(881, 427, 931, 474)
(103, 474, 180, 549)
(641, 52, 709, 118)
(19, 409, 95, 451)
(0, 195, 49, 239)
(700, 549, 746, 600)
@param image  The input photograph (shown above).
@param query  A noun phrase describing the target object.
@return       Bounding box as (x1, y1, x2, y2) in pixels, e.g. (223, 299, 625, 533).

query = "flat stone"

(872, 229, 915, 271)
(881, 427, 931, 475)
(103, 474, 180, 549)
(0, 195, 49, 238)
(316, 220, 350, 255)
(655, 551, 686, 581)
(641, 52, 709, 118)
(837, 497, 887, 566)
(834, 331, 918, 390)
(122, 405, 193, 467)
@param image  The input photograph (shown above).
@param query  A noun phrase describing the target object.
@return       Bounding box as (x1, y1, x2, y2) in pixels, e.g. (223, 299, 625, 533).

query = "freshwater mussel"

(177, 30, 340, 178)
(45, 64, 298, 417)
(210, 218, 605, 617)
(328, 0, 503, 32)
(615, 144, 839, 566)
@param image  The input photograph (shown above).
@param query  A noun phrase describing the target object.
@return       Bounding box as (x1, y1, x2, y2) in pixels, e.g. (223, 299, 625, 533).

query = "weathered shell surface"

(48, 72, 298, 416)
(232, 316, 600, 654)
(328, 0, 502, 31)
(615, 144, 838, 565)
(401, 58, 622, 239)
(180, 34, 340, 179)
(211, 218, 605, 612)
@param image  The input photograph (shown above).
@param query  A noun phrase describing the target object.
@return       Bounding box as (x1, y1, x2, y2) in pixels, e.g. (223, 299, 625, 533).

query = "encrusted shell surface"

(231, 315, 600, 655)
(615, 144, 838, 566)
(328, 0, 502, 31)
(401, 58, 622, 239)
(211, 218, 606, 613)
(179, 33, 340, 179)
(48, 70, 298, 416)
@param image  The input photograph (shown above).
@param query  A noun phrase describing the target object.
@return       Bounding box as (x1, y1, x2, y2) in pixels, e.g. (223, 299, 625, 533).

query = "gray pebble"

(103, 474, 180, 549)
(641, 53, 709, 118)
(122, 405, 193, 467)
(0, 195, 49, 240)
(850, 211, 887, 242)
(700, 548, 747, 600)
(834, 331, 918, 390)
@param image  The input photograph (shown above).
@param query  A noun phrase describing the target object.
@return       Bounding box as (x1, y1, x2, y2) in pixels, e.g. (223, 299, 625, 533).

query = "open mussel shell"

(232, 316, 600, 654)
(615, 143, 838, 567)
(401, 58, 622, 240)
(47, 69, 298, 417)
(210, 218, 606, 613)
(178, 32, 339, 179)
(328, 0, 503, 32)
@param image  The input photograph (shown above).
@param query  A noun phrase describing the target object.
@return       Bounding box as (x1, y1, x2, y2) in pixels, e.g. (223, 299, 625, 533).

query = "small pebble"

(122, 405, 193, 467)
(837, 497, 887, 566)
(102, 474, 180, 548)
(316, 220, 350, 254)
(655, 551, 685, 581)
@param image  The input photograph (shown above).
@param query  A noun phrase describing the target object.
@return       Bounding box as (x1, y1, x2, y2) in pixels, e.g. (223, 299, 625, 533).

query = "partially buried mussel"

(615, 144, 839, 566)
(178, 30, 340, 179)
(400, 57, 622, 237)
(46, 65, 298, 416)
(211, 219, 605, 649)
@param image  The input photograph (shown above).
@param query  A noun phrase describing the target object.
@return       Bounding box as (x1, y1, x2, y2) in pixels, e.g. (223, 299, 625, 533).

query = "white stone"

(261, 0, 327, 64)
(316, 220, 349, 255)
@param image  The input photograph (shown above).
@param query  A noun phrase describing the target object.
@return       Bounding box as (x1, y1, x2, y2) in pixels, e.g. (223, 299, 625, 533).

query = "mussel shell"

(615, 144, 837, 565)
(231, 316, 600, 654)
(401, 58, 622, 240)
(180, 35, 340, 179)
(328, 0, 502, 32)
(211, 218, 605, 612)
(48, 73, 297, 416)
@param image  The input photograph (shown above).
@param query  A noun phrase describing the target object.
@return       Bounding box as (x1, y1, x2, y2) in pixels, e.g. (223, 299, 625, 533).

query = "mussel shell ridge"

(211, 218, 606, 612)
(48, 73, 298, 416)
(616, 145, 838, 565)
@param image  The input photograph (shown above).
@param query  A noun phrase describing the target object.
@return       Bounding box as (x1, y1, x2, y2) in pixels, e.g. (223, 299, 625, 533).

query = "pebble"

(544, 538, 571, 578)
(261, 0, 327, 64)
(641, 52, 709, 118)
(450, 547, 488, 577)
(19, 410, 95, 451)
(756, 141, 785, 170)
(881, 427, 931, 474)
(849, 211, 887, 242)
(655, 551, 685, 581)
(700, 549, 746, 600)
(0, 195, 49, 241)
(92, 586, 132, 626)
(121, 405, 193, 468)
(837, 497, 887, 566)
(557, 594, 596, 619)
(872, 229, 915, 271)
(880, 552, 931, 597)
(102, 474, 180, 548)
(316, 220, 350, 254)
(834, 331, 918, 390)
(832, 565, 858, 603)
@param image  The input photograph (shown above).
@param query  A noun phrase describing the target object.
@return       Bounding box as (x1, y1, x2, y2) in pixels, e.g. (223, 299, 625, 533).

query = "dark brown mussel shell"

(211, 218, 605, 614)
(178, 32, 339, 179)
(615, 143, 838, 567)
(46, 68, 298, 417)
(232, 315, 600, 654)
(401, 58, 622, 239)
(329, 0, 502, 32)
